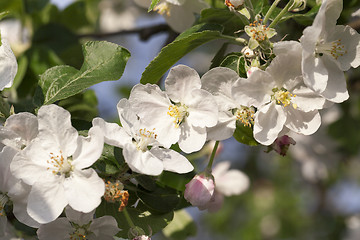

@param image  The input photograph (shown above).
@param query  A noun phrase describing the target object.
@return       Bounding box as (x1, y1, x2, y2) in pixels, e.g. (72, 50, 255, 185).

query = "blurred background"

(2, 0, 360, 239)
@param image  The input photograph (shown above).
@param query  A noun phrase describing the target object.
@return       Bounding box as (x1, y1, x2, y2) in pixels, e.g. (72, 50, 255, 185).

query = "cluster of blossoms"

(0, 0, 359, 239)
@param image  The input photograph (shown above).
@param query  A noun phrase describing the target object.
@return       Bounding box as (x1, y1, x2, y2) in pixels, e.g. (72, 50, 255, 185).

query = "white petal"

(0, 112, 38, 149)
(186, 89, 218, 128)
(178, 121, 206, 153)
(0, 146, 17, 191)
(165, 65, 201, 102)
(233, 70, 273, 107)
(37, 104, 78, 157)
(302, 53, 329, 93)
(319, 56, 348, 103)
(285, 108, 321, 135)
(92, 117, 131, 147)
(254, 103, 286, 145)
(164, 4, 196, 33)
(206, 111, 236, 141)
(12, 192, 40, 228)
(72, 126, 104, 169)
(201, 67, 239, 111)
(89, 216, 120, 238)
(64, 168, 104, 213)
(273, 40, 302, 56)
(266, 54, 302, 87)
(27, 177, 67, 224)
(312, 0, 342, 33)
(37, 218, 73, 240)
(65, 206, 94, 225)
(123, 143, 164, 176)
(0, 39, 17, 90)
(292, 84, 327, 111)
(151, 147, 193, 173)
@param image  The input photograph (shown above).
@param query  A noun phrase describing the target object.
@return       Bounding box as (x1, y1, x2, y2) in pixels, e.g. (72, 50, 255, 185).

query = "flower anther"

(271, 88, 297, 109)
(248, 19, 270, 42)
(104, 180, 129, 211)
(46, 151, 73, 178)
(154, 2, 171, 16)
(135, 128, 157, 151)
(167, 104, 189, 128)
(315, 39, 347, 60)
(69, 226, 88, 240)
(234, 106, 255, 127)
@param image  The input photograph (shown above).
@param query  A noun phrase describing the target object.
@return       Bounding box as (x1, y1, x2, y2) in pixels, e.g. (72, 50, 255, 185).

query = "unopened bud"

(184, 173, 215, 208)
(289, 0, 306, 12)
(225, 0, 245, 8)
(266, 135, 296, 156)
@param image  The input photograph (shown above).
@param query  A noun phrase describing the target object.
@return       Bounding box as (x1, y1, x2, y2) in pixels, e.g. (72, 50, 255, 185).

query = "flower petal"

(89, 216, 120, 238)
(165, 65, 201, 102)
(206, 111, 236, 141)
(72, 126, 104, 169)
(178, 121, 206, 153)
(150, 147, 193, 173)
(37, 218, 73, 240)
(284, 108, 321, 135)
(64, 168, 104, 213)
(0, 39, 17, 90)
(254, 103, 286, 145)
(92, 117, 131, 147)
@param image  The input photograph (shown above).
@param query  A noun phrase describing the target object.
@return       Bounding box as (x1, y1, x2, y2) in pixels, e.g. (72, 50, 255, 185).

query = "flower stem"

(123, 207, 136, 228)
(206, 141, 220, 172)
(263, 0, 282, 24)
(268, 0, 294, 28)
(221, 35, 248, 45)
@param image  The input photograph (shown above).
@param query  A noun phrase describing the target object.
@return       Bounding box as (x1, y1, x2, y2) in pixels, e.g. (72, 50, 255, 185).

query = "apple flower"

(300, 0, 360, 103)
(201, 161, 250, 212)
(37, 206, 119, 240)
(0, 38, 18, 91)
(245, 19, 276, 50)
(10, 104, 105, 224)
(129, 65, 218, 153)
(133, 0, 209, 33)
(184, 173, 215, 207)
(201, 67, 255, 141)
(233, 42, 327, 145)
(0, 112, 38, 151)
(93, 98, 194, 176)
(225, 0, 245, 9)
(0, 146, 40, 237)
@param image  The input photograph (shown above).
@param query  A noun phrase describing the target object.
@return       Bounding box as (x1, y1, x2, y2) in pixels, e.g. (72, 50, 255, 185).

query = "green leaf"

(163, 210, 197, 240)
(220, 52, 247, 78)
(0, 11, 9, 22)
(210, 43, 229, 69)
(140, 23, 225, 84)
(199, 8, 246, 35)
(149, 0, 161, 11)
(233, 122, 258, 146)
(137, 185, 181, 213)
(94, 144, 124, 175)
(36, 41, 130, 105)
(158, 171, 194, 192)
(96, 201, 174, 238)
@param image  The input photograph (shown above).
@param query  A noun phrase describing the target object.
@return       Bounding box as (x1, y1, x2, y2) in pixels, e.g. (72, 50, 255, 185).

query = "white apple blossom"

(0, 112, 38, 151)
(37, 206, 119, 240)
(300, 0, 360, 103)
(201, 67, 255, 141)
(129, 64, 218, 153)
(0, 38, 18, 91)
(201, 161, 250, 212)
(233, 42, 327, 145)
(93, 98, 193, 176)
(0, 146, 39, 236)
(133, 0, 209, 33)
(10, 104, 105, 224)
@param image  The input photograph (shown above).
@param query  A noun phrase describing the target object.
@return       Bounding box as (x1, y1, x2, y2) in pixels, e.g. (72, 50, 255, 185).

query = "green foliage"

(163, 210, 197, 239)
(140, 23, 225, 84)
(233, 122, 258, 146)
(149, 0, 161, 11)
(219, 52, 247, 78)
(34, 41, 130, 105)
(199, 8, 246, 35)
(96, 201, 174, 238)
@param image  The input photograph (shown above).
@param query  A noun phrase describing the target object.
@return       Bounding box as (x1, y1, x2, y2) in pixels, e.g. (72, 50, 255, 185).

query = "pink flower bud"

(184, 174, 215, 207)
(266, 135, 296, 156)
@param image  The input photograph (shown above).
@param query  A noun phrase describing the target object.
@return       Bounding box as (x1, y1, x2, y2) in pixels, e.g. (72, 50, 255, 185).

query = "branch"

(77, 24, 171, 41)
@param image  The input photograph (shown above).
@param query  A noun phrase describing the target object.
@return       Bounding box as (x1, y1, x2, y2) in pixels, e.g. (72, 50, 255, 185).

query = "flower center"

(167, 104, 188, 128)
(0, 193, 9, 217)
(104, 180, 129, 212)
(135, 128, 157, 151)
(315, 39, 347, 60)
(271, 88, 297, 108)
(46, 151, 73, 178)
(154, 2, 171, 16)
(248, 20, 270, 42)
(69, 227, 87, 240)
(233, 106, 255, 127)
